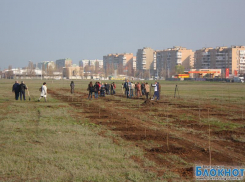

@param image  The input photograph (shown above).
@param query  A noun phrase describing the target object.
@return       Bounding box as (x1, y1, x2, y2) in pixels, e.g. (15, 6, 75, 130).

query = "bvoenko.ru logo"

(195, 165, 245, 180)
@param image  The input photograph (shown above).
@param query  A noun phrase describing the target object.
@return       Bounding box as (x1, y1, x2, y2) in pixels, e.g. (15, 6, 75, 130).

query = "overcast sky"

(0, 0, 244, 69)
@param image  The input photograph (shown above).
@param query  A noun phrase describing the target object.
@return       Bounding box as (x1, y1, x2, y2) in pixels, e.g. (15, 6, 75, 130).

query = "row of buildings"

(103, 45, 245, 79)
(1, 58, 104, 79)
(2, 45, 245, 80)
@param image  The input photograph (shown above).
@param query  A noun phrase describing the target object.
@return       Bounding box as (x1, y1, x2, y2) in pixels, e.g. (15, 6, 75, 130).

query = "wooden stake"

(222, 90, 223, 111)
(145, 128, 146, 138)
(208, 108, 211, 166)
(167, 113, 169, 150)
(99, 107, 100, 118)
(199, 108, 201, 121)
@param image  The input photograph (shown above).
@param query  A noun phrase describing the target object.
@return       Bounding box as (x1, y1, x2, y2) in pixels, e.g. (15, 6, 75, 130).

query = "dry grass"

(0, 80, 164, 182)
(1, 79, 245, 181)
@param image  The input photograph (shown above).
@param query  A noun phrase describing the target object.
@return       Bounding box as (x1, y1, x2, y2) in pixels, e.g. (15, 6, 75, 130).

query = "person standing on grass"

(38, 82, 48, 102)
(12, 81, 20, 100)
(113, 82, 116, 94)
(110, 82, 114, 95)
(87, 81, 94, 99)
(137, 82, 142, 97)
(70, 81, 75, 94)
(100, 83, 105, 97)
(141, 82, 145, 96)
(105, 83, 109, 95)
(124, 80, 129, 98)
(94, 82, 100, 99)
(151, 81, 159, 100)
(135, 82, 138, 97)
(145, 82, 150, 100)
(19, 81, 27, 101)
(130, 82, 135, 98)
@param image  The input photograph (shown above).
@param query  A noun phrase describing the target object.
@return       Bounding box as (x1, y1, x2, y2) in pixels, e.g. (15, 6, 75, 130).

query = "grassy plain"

(0, 79, 245, 181)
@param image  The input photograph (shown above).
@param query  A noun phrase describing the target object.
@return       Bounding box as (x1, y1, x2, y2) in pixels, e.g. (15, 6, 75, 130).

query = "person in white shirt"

(151, 81, 159, 100)
(38, 82, 47, 102)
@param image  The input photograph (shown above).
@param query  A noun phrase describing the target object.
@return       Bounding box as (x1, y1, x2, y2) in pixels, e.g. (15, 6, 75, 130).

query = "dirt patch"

(49, 88, 245, 180)
(141, 99, 159, 106)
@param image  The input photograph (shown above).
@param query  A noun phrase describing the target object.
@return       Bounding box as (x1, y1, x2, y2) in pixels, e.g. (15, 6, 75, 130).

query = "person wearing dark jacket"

(87, 81, 94, 99)
(19, 81, 27, 101)
(124, 80, 129, 98)
(12, 81, 20, 100)
(105, 83, 109, 95)
(70, 81, 75, 94)
(110, 83, 114, 95)
(87, 82, 94, 99)
(94, 82, 100, 98)
(141, 82, 145, 95)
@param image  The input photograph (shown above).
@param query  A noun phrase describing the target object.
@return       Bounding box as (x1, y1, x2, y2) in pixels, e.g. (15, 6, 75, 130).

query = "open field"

(1, 79, 245, 181)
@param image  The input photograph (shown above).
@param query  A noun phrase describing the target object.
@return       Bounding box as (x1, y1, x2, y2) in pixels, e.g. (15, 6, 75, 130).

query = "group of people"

(85, 80, 161, 101)
(12, 81, 28, 100)
(122, 80, 161, 100)
(12, 81, 48, 102)
(87, 82, 116, 99)
(12, 80, 160, 102)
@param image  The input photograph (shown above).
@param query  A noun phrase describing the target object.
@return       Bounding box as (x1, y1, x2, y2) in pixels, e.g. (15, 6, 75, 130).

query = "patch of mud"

(141, 100, 159, 106)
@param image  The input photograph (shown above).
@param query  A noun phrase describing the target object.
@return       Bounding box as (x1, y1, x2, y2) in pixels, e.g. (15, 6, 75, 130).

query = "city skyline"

(1, 0, 245, 70)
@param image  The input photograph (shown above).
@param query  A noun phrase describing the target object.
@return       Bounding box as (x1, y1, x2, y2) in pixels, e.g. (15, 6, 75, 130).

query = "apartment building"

(156, 46, 194, 78)
(56, 58, 72, 70)
(79, 60, 90, 67)
(103, 53, 134, 75)
(133, 56, 136, 71)
(212, 46, 245, 75)
(36, 61, 55, 71)
(89, 59, 103, 68)
(195, 46, 245, 75)
(194, 48, 213, 69)
(136, 47, 154, 71)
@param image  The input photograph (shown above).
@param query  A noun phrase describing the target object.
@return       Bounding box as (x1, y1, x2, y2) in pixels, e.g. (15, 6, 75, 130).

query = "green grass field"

(0, 79, 245, 181)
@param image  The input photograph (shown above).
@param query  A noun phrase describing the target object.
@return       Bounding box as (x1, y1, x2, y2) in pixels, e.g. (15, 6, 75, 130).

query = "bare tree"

(143, 70, 150, 79)
(94, 61, 99, 74)
(27, 61, 36, 78)
(8, 65, 12, 70)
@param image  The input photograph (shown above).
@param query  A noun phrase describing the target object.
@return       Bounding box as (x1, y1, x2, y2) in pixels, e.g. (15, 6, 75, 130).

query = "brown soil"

(49, 89, 245, 180)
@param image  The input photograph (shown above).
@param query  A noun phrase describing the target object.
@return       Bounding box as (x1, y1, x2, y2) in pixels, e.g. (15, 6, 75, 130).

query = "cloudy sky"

(0, 0, 244, 69)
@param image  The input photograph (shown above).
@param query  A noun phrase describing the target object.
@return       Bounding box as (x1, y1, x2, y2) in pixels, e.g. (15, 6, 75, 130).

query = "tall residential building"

(136, 47, 154, 71)
(103, 53, 134, 75)
(133, 56, 136, 71)
(156, 46, 194, 78)
(195, 46, 245, 75)
(56, 58, 72, 70)
(89, 59, 103, 68)
(194, 48, 213, 69)
(211, 46, 245, 75)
